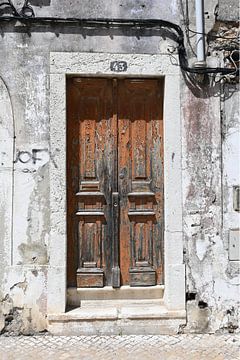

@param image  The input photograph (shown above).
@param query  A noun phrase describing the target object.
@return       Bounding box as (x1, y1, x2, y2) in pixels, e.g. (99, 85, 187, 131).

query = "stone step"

(48, 301, 186, 335)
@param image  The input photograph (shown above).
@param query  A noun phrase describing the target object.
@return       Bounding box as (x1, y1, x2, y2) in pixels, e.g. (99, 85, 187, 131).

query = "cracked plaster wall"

(0, 0, 239, 334)
(182, 0, 240, 333)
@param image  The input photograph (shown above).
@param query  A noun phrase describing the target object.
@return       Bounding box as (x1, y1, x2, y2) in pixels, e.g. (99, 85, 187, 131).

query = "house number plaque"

(110, 61, 128, 72)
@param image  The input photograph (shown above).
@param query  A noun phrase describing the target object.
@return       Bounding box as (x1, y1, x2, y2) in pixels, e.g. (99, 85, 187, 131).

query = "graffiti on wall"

(0, 148, 59, 170)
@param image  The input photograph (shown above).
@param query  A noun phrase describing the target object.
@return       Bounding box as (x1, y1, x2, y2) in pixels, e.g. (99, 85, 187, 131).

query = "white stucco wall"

(0, 0, 239, 334)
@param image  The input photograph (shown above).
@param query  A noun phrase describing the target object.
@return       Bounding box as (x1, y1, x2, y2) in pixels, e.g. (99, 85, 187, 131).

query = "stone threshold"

(49, 302, 186, 321)
(67, 285, 165, 306)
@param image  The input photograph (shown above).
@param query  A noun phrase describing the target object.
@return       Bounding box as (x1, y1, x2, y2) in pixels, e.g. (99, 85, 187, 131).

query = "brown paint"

(67, 78, 164, 288)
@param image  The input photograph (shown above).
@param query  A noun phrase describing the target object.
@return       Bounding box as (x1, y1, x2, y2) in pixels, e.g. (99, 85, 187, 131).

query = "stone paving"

(0, 334, 239, 360)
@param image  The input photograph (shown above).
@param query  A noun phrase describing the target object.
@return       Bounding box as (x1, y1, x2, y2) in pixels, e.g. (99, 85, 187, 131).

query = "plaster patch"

(196, 239, 208, 261)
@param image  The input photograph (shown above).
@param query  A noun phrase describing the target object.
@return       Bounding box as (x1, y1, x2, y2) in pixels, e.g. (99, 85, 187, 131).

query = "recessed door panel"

(67, 78, 117, 287)
(118, 79, 164, 286)
(67, 77, 164, 288)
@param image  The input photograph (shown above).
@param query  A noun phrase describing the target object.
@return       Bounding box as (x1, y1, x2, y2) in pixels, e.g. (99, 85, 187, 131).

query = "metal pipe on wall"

(195, 0, 206, 67)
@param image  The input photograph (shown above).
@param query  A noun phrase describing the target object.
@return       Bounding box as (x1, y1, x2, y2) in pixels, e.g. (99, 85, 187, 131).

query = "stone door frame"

(48, 52, 185, 314)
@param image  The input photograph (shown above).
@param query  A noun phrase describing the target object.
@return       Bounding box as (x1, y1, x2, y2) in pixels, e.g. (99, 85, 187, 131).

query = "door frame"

(48, 52, 185, 314)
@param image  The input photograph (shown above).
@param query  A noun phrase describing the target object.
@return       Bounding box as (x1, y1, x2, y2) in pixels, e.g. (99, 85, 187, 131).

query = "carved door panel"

(67, 78, 117, 287)
(67, 77, 164, 288)
(118, 79, 164, 286)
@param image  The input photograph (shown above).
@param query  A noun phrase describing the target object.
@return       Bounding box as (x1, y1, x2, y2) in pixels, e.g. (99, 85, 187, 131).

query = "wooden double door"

(67, 77, 164, 288)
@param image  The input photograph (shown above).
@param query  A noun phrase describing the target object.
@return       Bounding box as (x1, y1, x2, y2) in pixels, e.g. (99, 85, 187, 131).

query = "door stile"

(111, 79, 120, 287)
(118, 79, 132, 285)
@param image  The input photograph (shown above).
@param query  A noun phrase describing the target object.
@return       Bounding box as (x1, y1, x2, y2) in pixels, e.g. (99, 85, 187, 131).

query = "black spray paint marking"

(14, 148, 60, 168)
(16, 151, 32, 163)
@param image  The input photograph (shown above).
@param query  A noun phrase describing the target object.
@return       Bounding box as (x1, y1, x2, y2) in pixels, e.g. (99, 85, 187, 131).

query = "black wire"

(187, 26, 239, 42)
(0, 15, 238, 76)
(179, 0, 197, 56)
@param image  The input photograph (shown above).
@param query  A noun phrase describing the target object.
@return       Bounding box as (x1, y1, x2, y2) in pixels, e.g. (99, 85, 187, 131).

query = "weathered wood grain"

(67, 78, 164, 288)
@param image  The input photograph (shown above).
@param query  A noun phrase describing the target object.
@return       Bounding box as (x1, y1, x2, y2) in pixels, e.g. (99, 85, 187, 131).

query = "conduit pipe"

(195, 0, 206, 67)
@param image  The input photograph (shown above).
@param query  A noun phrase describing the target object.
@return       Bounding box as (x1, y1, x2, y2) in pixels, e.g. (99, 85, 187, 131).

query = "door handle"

(119, 168, 127, 179)
(112, 192, 119, 209)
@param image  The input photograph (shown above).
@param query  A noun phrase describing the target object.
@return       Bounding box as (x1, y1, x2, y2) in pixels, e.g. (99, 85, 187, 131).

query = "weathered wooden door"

(67, 77, 164, 288)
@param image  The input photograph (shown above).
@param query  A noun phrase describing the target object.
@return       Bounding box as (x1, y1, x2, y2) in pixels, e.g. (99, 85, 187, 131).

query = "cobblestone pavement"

(0, 334, 239, 360)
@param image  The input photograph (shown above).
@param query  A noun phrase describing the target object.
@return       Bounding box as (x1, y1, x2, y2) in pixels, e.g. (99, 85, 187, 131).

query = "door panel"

(118, 79, 164, 286)
(67, 78, 117, 287)
(67, 77, 164, 288)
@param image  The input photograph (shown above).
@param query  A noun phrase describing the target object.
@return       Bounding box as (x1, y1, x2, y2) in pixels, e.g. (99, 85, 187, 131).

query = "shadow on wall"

(29, 0, 51, 6)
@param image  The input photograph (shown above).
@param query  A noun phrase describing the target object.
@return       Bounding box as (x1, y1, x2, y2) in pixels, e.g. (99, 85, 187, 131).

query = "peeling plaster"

(182, 68, 239, 332)
(0, 269, 47, 335)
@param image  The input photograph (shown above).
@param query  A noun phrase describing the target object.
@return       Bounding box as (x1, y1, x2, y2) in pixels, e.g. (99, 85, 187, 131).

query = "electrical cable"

(187, 26, 239, 42)
(179, 0, 197, 56)
(0, 13, 238, 76)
